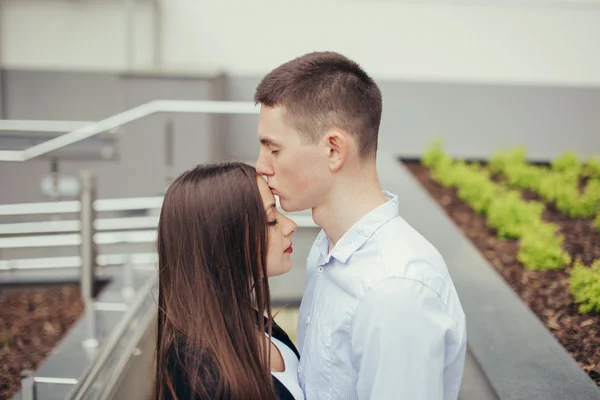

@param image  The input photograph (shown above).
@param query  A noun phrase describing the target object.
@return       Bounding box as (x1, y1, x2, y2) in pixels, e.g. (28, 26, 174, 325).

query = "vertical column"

(164, 117, 174, 190)
(79, 170, 99, 348)
(20, 370, 37, 400)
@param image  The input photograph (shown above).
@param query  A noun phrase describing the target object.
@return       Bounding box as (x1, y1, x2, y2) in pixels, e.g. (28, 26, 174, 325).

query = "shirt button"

(298, 365, 302, 373)
(305, 316, 310, 324)
(317, 266, 324, 273)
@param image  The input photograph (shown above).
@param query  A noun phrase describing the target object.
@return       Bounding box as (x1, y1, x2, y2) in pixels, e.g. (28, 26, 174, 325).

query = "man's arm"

(351, 276, 456, 400)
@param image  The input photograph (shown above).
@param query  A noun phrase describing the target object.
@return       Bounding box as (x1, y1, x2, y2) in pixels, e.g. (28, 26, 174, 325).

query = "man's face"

(255, 106, 332, 212)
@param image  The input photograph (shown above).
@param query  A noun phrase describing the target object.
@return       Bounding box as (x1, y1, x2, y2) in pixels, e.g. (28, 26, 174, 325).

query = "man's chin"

(279, 199, 310, 213)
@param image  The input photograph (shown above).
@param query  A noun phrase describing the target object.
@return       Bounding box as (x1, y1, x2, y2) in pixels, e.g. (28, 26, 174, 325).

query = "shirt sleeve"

(350, 276, 457, 400)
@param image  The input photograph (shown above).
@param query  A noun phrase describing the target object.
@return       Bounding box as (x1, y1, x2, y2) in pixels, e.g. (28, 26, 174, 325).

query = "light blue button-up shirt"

(296, 191, 467, 400)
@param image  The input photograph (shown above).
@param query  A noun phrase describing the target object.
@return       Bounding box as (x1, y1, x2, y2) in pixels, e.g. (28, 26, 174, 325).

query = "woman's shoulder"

(270, 317, 300, 359)
(166, 336, 220, 399)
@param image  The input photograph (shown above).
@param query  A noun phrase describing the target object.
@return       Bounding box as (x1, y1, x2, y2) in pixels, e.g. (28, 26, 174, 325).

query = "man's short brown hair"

(254, 51, 382, 159)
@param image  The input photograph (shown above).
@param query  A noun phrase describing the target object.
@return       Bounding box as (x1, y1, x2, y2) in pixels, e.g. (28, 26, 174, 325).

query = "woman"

(153, 162, 302, 399)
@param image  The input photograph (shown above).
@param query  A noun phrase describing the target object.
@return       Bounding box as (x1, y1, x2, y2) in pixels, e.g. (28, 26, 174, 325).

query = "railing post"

(20, 370, 37, 400)
(122, 254, 135, 301)
(164, 117, 174, 191)
(79, 170, 99, 348)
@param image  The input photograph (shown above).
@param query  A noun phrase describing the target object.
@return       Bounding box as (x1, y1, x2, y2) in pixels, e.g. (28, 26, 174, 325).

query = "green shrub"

(562, 179, 600, 219)
(422, 138, 452, 170)
(489, 147, 527, 174)
(517, 224, 571, 271)
(569, 260, 600, 314)
(537, 171, 573, 203)
(424, 141, 570, 271)
(583, 156, 600, 179)
(594, 212, 600, 231)
(492, 148, 599, 218)
(503, 163, 546, 191)
(487, 191, 544, 239)
(450, 162, 501, 215)
(552, 150, 582, 178)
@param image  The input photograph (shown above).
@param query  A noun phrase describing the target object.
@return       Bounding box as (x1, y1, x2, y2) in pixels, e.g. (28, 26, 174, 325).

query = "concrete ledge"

(376, 152, 600, 399)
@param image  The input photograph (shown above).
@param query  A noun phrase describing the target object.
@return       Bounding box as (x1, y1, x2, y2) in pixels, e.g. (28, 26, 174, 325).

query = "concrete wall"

(0, 70, 221, 204)
(0, 0, 156, 71)
(3, 1, 600, 87)
(1, 70, 599, 205)
(225, 76, 600, 163)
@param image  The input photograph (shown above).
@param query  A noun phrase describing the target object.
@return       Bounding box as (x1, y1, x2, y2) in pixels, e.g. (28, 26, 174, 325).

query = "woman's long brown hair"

(153, 162, 276, 400)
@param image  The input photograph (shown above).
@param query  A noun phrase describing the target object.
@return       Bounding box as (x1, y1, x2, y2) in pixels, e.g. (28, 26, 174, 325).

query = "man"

(255, 51, 466, 399)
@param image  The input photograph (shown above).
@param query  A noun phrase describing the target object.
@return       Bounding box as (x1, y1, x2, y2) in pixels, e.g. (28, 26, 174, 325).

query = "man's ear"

(325, 129, 349, 172)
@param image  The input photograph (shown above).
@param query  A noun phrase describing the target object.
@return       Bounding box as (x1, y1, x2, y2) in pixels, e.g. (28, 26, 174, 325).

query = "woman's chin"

(267, 263, 293, 278)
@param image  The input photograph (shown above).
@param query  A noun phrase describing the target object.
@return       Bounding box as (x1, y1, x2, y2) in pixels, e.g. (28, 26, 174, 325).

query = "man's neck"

(312, 167, 388, 250)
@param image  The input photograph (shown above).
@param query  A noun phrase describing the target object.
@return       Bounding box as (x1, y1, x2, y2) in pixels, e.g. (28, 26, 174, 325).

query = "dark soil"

(0, 285, 85, 399)
(403, 160, 600, 388)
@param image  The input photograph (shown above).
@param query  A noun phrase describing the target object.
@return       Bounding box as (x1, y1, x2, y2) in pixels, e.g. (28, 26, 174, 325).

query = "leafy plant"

(568, 260, 600, 314)
(594, 212, 600, 232)
(582, 156, 600, 179)
(487, 191, 544, 239)
(422, 138, 451, 170)
(552, 150, 582, 179)
(489, 147, 527, 174)
(492, 148, 599, 219)
(423, 140, 570, 271)
(517, 224, 571, 271)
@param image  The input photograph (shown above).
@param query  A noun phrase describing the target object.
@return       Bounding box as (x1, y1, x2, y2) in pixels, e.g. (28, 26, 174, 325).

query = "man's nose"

(255, 154, 273, 176)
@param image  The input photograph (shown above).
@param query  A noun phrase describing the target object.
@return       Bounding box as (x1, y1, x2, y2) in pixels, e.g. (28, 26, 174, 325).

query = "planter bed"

(0, 285, 85, 399)
(402, 144, 600, 389)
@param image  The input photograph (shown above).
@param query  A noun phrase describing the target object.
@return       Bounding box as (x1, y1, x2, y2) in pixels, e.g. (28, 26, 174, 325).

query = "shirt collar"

(315, 191, 399, 265)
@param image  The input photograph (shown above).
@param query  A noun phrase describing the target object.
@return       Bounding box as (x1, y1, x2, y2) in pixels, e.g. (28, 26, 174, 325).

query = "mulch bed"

(402, 160, 600, 388)
(0, 285, 85, 400)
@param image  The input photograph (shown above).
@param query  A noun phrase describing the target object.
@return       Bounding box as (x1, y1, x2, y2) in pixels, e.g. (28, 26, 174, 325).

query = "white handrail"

(0, 120, 93, 132)
(0, 216, 160, 235)
(0, 196, 164, 216)
(0, 100, 260, 162)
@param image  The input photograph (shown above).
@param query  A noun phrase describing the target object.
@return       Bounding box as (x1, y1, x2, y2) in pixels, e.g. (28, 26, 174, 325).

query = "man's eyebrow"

(260, 137, 280, 146)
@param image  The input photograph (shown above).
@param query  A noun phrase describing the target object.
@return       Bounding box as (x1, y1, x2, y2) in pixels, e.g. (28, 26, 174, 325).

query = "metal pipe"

(0, 216, 316, 249)
(0, 196, 163, 216)
(34, 377, 78, 385)
(79, 170, 97, 303)
(164, 117, 174, 188)
(0, 215, 159, 235)
(0, 120, 92, 132)
(20, 370, 37, 400)
(0, 252, 158, 272)
(0, 100, 259, 162)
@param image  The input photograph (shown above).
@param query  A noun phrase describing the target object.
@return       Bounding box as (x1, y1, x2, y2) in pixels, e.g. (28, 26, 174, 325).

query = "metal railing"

(0, 99, 316, 399)
(0, 100, 259, 162)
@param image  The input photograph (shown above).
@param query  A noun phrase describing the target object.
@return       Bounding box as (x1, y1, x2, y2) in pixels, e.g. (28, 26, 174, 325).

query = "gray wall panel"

(1, 70, 599, 206)
(0, 70, 217, 204)
(224, 76, 600, 163)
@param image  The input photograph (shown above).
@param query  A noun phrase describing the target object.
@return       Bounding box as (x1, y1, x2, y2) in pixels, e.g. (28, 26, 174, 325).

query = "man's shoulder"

(354, 217, 456, 303)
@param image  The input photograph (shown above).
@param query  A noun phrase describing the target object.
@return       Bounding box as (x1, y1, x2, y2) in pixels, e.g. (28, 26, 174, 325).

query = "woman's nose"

(285, 217, 297, 236)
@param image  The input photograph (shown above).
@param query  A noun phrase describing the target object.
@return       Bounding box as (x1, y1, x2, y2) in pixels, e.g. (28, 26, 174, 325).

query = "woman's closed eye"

(268, 219, 279, 226)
